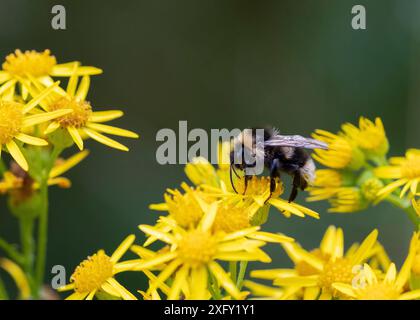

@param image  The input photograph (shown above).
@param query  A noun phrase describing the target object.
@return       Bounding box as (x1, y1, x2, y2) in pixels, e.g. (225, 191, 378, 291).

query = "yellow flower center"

(50, 97, 92, 128)
(236, 176, 283, 198)
(166, 190, 203, 228)
(212, 204, 251, 233)
(70, 250, 114, 293)
(3, 49, 56, 77)
(401, 157, 420, 179)
(318, 258, 353, 294)
(357, 283, 400, 300)
(177, 230, 217, 267)
(361, 178, 384, 202)
(0, 100, 24, 144)
(296, 249, 329, 276)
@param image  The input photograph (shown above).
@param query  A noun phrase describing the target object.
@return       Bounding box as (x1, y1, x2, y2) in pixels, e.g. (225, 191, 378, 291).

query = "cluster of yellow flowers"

(57, 118, 419, 300)
(308, 117, 420, 222)
(0, 50, 419, 301)
(0, 49, 137, 299)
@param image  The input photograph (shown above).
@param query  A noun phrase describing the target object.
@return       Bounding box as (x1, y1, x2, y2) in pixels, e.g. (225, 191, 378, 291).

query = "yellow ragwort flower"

(186, 157, 319, 220)
(0, 150, 89, 196)
(333, 233, 420, 300)
(27, 70, 138, 151)
(58, 235, 137, 300)
(306, 169, 344, 201)
(375, 149, 420, 199)
(251, 226, 378, 300)
(0, 82, 71, 171)
(328, 187, 367, 213)
(0, 49, 102, 99)
(311, 129, 365, 170)
(341, 117, 389, 159)
(132, 201, 293, 300)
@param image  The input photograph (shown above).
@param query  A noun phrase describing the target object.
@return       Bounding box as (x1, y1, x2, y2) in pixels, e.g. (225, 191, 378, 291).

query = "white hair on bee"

(300, 157, 316, 184)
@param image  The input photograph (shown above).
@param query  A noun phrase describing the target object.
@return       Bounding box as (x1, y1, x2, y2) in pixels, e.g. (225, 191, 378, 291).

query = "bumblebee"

(229, 127, 328, 202)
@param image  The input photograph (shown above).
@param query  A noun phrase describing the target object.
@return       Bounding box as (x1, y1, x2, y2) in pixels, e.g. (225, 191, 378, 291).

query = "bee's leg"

(266, 159, 280, 203)
(230, 164, 238, 194)
(288, 172, 301, 203)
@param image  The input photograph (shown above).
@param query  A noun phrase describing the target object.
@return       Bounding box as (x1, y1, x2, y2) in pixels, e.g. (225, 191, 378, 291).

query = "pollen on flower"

(0, 101, 24, 144)
(236, 176, 283, 198)
(212, 204, 250, 233)
(318, 258, 353, 294)
(50, 97, 92, 128)
(361, 178, 384, 202)
(166, 190, 203, 228)
(357, 283, 400, 300)
(3, 49, 56, 77)
(70, 250, 114, 293)
(177, 230, 217, 267)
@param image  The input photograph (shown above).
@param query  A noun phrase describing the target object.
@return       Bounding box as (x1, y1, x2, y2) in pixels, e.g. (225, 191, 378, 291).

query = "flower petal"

(6, 140, 28, 171)
(83, 128, 129, 151)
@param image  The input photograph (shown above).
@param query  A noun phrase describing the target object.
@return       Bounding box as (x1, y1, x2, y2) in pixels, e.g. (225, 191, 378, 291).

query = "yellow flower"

(184, 157, 220, 187)
(333, 233, 420, 300)
(132, 201, 293, 300)
(328, 187, 367, 213)
(187, 161, 319, 220)
(242, 280, 285, 300)
(306, 169, 344, 201)
(0, 82, 72, 171)
(0, 257, 31, 299)
(27, 70, 138, 152)
(0, 150, 89, 196)
(312, 129, 365, 170)
(0, 49, 102, 99)
(341, 117, 389, 159)
(375, 149, 420, 199)
(58, 235, 137, 300)
(251, 226, 378, 300)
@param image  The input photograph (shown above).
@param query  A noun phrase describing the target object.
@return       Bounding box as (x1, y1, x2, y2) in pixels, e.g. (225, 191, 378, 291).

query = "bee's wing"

(264, 135, 328, 150)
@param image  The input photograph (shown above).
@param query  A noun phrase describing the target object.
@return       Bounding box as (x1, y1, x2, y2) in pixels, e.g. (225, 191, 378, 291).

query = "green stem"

(20, 217, 36, 294)
(208, 269, 222, 300)
(0, 238, 24, 265)
(386, 194, 420, 230)
(34, 181, 48, 298)
(229, 262, 237, 283)
(236, 261, 248, 291)
(33, 145, 62, 298)
(20, 218, 34, 273)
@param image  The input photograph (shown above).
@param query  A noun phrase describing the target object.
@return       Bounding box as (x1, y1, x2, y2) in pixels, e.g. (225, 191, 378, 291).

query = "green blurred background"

(0, 0, 419, 296)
